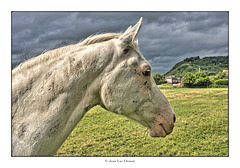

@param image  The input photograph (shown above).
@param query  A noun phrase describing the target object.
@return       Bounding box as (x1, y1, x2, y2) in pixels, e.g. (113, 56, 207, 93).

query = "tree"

(195, 71, 207, 78)
(215, 71, 228, 80)
(184, 56, 200, 62)
(183, 72, 195, 87)
(194, 76, 212, 87)
(153, 72, 167, 85)
(184, 71, 212, 88)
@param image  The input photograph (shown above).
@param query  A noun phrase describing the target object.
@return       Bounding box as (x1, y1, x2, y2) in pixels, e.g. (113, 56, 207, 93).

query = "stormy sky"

(11, 11, 229, 74)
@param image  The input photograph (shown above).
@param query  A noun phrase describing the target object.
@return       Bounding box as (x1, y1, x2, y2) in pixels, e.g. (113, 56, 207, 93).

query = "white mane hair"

(12, 33, 124, 75)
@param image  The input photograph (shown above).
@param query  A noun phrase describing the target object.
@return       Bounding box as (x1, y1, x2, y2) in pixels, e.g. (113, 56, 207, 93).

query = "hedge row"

(215, 79, 228, 85)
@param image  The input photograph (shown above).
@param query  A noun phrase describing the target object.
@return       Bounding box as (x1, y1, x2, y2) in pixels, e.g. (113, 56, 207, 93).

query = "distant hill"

(164, 56, 228, 77)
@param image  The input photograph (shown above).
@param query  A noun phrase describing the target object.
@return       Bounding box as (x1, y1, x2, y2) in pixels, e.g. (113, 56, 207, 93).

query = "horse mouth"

(148, 123, 173, 137)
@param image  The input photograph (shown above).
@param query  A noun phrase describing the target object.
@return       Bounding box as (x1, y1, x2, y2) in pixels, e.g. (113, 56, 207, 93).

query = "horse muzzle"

(148, 113, 176, 137)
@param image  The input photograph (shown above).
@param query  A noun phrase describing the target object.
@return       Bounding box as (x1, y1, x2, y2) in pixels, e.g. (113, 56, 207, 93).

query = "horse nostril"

(142, 70, 151, 76)
(173, 114, 176, 123)
(141, 63, 151, 76)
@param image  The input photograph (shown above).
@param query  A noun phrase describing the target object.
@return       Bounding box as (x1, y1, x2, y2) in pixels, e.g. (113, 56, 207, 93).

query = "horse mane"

(79, 33, 121, 46)
(12, 33, 122, 75)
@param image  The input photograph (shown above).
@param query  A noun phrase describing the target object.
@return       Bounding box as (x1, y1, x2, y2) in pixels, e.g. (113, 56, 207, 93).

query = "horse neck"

(12, 41, 115, 156)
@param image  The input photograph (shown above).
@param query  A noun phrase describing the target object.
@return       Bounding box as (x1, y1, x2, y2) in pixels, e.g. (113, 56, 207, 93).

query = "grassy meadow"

(55, 87, 228, 156)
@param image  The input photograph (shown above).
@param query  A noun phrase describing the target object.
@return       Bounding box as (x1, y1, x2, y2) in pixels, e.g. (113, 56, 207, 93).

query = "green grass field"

(55, 88, 228, 156)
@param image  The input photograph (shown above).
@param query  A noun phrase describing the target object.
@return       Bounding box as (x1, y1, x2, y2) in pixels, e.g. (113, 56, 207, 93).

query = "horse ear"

(119, 17, 143, 44)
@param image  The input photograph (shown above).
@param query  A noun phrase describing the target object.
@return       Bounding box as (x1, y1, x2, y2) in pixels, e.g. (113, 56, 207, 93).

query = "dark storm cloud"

(12, 11, 228, 74)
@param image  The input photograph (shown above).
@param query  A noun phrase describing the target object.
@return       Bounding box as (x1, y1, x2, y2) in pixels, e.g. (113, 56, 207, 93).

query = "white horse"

(12, 18, 176, 156)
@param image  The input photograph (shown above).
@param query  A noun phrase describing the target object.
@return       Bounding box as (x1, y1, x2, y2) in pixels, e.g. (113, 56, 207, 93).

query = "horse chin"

(148, 128, 166, 138)
(148, 123, 170, 138)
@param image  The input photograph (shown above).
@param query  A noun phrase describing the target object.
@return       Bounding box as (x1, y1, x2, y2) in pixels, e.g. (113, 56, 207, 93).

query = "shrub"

(215, 79, 228, 85)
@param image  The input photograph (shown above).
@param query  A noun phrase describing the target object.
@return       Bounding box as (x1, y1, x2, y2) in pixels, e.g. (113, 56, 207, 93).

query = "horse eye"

(123, 48, 129, 54)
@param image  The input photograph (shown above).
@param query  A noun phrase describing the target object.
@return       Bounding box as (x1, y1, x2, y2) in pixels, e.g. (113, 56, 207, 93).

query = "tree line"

(183, 71, 228, 88)
(153, 71, 228, 88)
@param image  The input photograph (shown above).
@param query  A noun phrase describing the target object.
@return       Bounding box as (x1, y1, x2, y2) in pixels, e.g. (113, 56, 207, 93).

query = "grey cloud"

(11, 11, 228, 74)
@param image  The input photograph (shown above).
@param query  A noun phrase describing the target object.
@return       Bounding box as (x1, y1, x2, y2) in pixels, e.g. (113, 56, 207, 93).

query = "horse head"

(100, 18, 176, 137)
